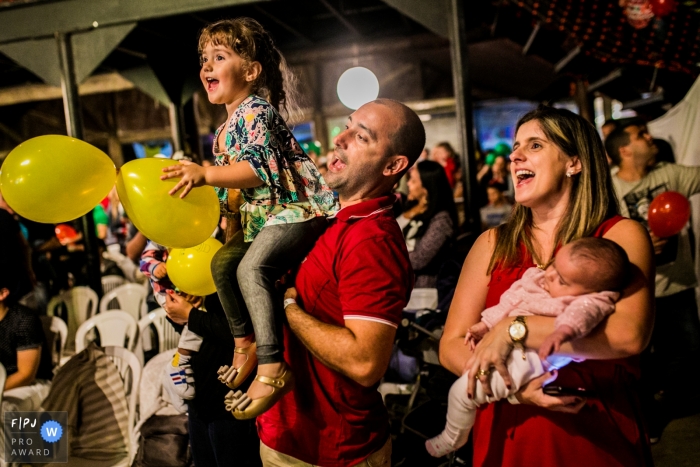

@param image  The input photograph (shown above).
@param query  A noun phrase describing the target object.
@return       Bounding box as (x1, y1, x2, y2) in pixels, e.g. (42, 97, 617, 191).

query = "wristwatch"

(508, 316, 528, 360)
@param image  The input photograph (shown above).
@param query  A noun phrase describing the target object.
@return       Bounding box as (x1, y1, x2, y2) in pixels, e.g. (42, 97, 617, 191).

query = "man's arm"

(284, 288, 396, 387)
(5, 347, 41, 391)
(673, 164, 700, 197)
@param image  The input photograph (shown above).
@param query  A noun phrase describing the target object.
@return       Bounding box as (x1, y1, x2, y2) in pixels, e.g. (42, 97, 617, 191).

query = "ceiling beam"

(0, 0, 270, 44)
(254, 5, 314, 45)
(554, 46, 581, 73)
(522, 21, 540, 56)
(0, 23, 136, 87)
(587, 68, 623, 93)
(317, 0, 361, 37)
(0, 72, 134, 107)
(381, 0, 448, 38)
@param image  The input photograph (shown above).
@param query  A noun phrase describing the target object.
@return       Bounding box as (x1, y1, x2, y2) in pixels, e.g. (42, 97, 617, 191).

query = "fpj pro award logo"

(4, 411, 68, 463)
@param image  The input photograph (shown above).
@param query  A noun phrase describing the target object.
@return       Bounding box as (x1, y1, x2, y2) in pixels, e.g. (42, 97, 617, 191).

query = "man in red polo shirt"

(254, 99, 425, 466)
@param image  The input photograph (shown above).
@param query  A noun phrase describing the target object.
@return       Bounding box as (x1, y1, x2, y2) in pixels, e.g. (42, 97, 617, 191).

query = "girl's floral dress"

(213, 95, 338, 242)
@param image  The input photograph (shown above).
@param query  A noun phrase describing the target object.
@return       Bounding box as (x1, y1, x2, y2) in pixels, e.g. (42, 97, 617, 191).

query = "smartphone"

(542, 385, 595, 398)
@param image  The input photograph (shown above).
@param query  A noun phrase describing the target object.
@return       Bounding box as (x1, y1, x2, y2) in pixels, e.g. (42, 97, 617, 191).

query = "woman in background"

(397, 160, 457, 288)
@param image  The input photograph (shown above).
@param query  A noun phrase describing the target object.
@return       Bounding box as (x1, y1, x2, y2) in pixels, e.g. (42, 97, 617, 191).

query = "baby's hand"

(465, 322, 489, 350)
(153, 262, 167, 280)
(161, 161, 207, 198)
(538, 325, 577, 360)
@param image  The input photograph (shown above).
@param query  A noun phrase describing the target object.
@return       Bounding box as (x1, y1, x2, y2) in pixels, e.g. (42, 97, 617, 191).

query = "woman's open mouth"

(515, 169, 535, 186)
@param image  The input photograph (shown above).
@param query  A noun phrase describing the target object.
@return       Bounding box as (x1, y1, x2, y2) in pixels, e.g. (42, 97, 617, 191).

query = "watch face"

(510, 322, 527, 341)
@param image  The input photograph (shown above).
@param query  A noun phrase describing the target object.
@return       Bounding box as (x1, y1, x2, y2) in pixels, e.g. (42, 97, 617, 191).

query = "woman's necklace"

(531, 231, 551, 270)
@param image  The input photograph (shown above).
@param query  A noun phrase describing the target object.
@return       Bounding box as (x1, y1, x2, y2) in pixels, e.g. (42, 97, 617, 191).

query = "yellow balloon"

(0, 135, 116, 223)
(117, 158, 219, 248)
(167, 238, 222, 296)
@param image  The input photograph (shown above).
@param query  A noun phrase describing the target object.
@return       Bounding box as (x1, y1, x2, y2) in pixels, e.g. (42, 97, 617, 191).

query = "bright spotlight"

(336, 67, 379, 110)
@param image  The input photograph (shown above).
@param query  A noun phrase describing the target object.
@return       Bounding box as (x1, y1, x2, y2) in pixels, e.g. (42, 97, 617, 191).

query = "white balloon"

(337, 67, 380, 110)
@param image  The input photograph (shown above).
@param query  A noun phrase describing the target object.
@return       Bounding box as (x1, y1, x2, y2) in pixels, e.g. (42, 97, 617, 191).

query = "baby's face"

(542, 244, 595, 298)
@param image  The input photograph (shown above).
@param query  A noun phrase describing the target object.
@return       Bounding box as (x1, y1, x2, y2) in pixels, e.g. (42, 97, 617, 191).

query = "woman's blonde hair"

(488, 105, 619, 273)
(198, 17, 300, 120)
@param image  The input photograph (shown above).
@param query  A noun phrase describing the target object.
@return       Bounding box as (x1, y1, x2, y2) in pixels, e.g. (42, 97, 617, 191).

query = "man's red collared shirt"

(257, 195, 413, 467)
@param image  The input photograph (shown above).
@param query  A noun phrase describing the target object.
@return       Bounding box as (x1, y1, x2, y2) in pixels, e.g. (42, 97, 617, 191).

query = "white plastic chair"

(379, 288, 441, 404)
(137, 308, 181, 355)
(100, 283, 148, 321)
(404, 288, 439, 311)
(104, 346, 142, 461)
(75, 311, 139, 353)
(40, 315, 68, 370)
(47, 286, 99, 350)
(102, 275, 127, 294)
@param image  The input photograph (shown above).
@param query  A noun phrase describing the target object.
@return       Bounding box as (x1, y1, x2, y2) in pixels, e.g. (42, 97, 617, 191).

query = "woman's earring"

(566, 171, 573, 178)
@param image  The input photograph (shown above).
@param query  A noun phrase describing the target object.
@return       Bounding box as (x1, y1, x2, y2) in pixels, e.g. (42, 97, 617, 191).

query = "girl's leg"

(211, 229, 253, 339)
(228, 217, 326, 413)
(212, 229, 257, 388)
(237, 216, 328, 365)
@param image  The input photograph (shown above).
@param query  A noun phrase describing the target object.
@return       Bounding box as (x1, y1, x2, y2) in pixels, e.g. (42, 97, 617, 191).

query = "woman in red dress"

(440, 106, 655, 467)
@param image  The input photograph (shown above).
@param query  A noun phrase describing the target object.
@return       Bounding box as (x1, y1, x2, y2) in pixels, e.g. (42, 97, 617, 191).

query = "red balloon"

(55, 224, 78, 244)
(626, 0, 655, 29)
(649, 0, 677, 17)
(648, 191, 690, 238)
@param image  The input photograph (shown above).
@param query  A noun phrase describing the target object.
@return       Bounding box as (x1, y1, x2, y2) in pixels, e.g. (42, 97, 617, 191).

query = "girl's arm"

(161, 160, 263, 198)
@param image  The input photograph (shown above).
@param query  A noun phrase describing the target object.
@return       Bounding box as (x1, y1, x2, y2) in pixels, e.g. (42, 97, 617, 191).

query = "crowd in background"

(2, 105, 699, 466)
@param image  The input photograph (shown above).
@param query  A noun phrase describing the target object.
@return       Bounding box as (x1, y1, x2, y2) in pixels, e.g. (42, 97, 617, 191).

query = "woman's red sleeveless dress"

(472, 216, 653, 467)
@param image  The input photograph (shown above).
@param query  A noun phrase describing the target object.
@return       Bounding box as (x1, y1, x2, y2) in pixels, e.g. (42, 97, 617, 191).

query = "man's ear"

(383, 155, 409, 177)
(0, 288, 10, 302)
(246, 61, 262, 82)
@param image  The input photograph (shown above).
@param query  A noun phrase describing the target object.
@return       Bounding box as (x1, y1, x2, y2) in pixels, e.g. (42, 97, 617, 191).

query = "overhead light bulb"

(337, 67, 379, 110)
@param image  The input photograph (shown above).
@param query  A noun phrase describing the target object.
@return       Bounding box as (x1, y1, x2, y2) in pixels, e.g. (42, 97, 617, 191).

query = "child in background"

(161, 17, 336, 420)
(426, 237, 630, 457)
(479, 181, 513, 230)
(140, 240, 203, 400)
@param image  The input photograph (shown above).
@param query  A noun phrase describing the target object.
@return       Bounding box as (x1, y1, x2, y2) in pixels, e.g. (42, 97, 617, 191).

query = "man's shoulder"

(645, 161, 700, 186)
(4, 303, 39, 330)
(342, 211, 404, 246)
(648, 161, 699, 175)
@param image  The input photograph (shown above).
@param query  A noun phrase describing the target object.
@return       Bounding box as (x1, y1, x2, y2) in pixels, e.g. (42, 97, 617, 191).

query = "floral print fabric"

(213, 95, 338, 242)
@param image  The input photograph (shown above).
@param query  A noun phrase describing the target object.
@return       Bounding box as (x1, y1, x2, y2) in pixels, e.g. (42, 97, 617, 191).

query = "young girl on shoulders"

(161, 17, 337, 420)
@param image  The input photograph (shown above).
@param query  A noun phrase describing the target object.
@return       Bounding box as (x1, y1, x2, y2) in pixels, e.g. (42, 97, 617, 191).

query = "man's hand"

(649, 232, 669, 256)
(153, 263, 167, 280)
(161, 161, 207, 198)
(164, 290, 194, 325)
(284, 287, 298, 302)
(538, 324, 577, 360)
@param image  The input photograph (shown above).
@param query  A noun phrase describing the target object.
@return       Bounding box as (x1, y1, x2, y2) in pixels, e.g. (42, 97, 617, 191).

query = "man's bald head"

(372, 98, 425, 174)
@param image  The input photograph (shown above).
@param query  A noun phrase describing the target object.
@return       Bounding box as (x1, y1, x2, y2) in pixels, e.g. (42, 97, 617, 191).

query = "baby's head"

(543, 237, 630, 298)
